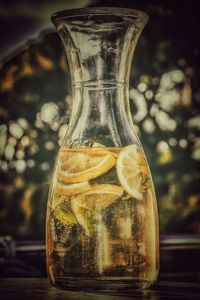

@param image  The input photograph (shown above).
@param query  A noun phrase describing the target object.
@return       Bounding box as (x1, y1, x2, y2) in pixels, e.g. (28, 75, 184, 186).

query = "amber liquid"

(46, 146, 159, 290)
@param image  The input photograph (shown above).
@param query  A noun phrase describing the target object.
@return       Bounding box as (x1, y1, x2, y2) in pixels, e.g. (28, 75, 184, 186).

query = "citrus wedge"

(54, 181, 91, 196)
(70, 184, 123, 235)
(116, 145, 150, 200)
(92, 142, 106, 148)
(58, 148, 116, 183)
(54, 203, 76, 225)
(71, 184, 124, 211)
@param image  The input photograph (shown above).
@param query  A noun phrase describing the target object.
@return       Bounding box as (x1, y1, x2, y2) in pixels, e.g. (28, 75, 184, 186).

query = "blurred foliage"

(0, 2, 200, 239)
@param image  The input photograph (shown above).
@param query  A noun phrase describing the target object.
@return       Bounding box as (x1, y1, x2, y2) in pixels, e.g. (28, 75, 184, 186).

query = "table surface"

(0, 278, 200, 300)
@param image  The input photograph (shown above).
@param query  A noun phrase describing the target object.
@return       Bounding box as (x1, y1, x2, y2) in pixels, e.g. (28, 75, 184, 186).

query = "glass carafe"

(46, 7, 159, 291)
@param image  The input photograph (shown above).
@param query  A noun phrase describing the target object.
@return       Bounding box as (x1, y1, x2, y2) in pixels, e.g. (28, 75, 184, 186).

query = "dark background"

(0, 0, 200, 240)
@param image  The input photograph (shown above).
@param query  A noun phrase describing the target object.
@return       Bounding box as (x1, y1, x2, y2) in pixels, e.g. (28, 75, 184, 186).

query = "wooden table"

(0, 278, 200, 299)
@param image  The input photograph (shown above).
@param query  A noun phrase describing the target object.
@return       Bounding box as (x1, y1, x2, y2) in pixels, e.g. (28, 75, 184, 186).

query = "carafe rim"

(51, 7, 148, 24)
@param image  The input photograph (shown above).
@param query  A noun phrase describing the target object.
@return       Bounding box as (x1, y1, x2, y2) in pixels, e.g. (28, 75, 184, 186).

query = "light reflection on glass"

(30, 130, 37, 138)
(16, 150, 25, 159)
(145, 90, 154, 100)
(4, 144, 15, 160)
(14, 176, 25, 189)
(179, 139, 188, 149)
(27, 159, 35, 168)
(157, 141, 169, 153)
(1, 161, 8, 172)
(192, 137, 200, 160)
(8, 136, 17, 146)
(157, 141, 172, 164)
(160, 72, 174, 89)
(157, 90, 180, 112)
(137, 82, 147, 92)
(40, 102, 59, 124)
(130, 88, 147, 122)
(17, 118, 29, 130)
(29, 144, 39, 155)
(21, 136, 30, 147)
(40, 162, 50, 171)
(50, 120, 60, 131)
(168, 138, 177, 147)
(0, 124, 7, 154)
(15, 160, 26, 173)
(143, 118, 156, 134)
(181, 80, 192, 107)
(58, 124, 68, 145)
(45, 141, 55, 150)
(187, 115, 200, 129)
(9, 123, 24, 139)
(155, 110, 177, 131)
(170, 69, 185, 83)
(149, 104, 159, 117)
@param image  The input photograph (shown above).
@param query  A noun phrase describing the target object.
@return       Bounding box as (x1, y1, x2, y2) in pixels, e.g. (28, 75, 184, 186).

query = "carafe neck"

(52, 8, 147, 85)
(65, 81, 140, 147)
(52, 8, 148, 147)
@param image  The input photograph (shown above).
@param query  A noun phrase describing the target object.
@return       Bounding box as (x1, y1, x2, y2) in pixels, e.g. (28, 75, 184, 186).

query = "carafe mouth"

(51, 7, 148, 26)
(51, 6, 148, 87)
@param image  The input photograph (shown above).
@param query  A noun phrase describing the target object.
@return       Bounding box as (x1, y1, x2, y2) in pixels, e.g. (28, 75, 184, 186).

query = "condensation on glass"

(46, 7, 159, 291)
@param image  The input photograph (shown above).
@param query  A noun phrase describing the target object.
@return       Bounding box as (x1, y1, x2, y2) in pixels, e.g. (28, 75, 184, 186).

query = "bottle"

(46, 7, 159, 291)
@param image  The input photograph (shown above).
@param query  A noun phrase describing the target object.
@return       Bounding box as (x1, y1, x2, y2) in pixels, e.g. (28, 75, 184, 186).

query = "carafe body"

(46, 7, 159, 290)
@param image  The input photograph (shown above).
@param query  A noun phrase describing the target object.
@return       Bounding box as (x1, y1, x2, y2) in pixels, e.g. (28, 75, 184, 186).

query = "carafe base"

(52, 277, 153, 291)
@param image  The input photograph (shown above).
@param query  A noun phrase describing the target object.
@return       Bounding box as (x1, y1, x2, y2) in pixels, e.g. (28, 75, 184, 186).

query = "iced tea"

(46, 144, 159, 289)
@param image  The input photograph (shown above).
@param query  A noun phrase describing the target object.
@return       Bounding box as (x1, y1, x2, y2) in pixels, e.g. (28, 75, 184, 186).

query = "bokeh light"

(0, 2, 199, 241)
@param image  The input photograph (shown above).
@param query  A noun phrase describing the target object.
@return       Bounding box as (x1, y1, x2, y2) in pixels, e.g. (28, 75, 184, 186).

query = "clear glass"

(46, 7, 159, 291)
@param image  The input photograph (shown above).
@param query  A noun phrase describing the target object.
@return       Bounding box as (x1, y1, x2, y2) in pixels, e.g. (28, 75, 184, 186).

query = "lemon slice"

(54, 203, 76, 225)
(71, 184, 123, 211)
(58, 148, 116, 183)
(116, 145, 149, 200)
(54, 181, 91, 196)
(92, 142, 106, 148)
(70, 184, 123, 235)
